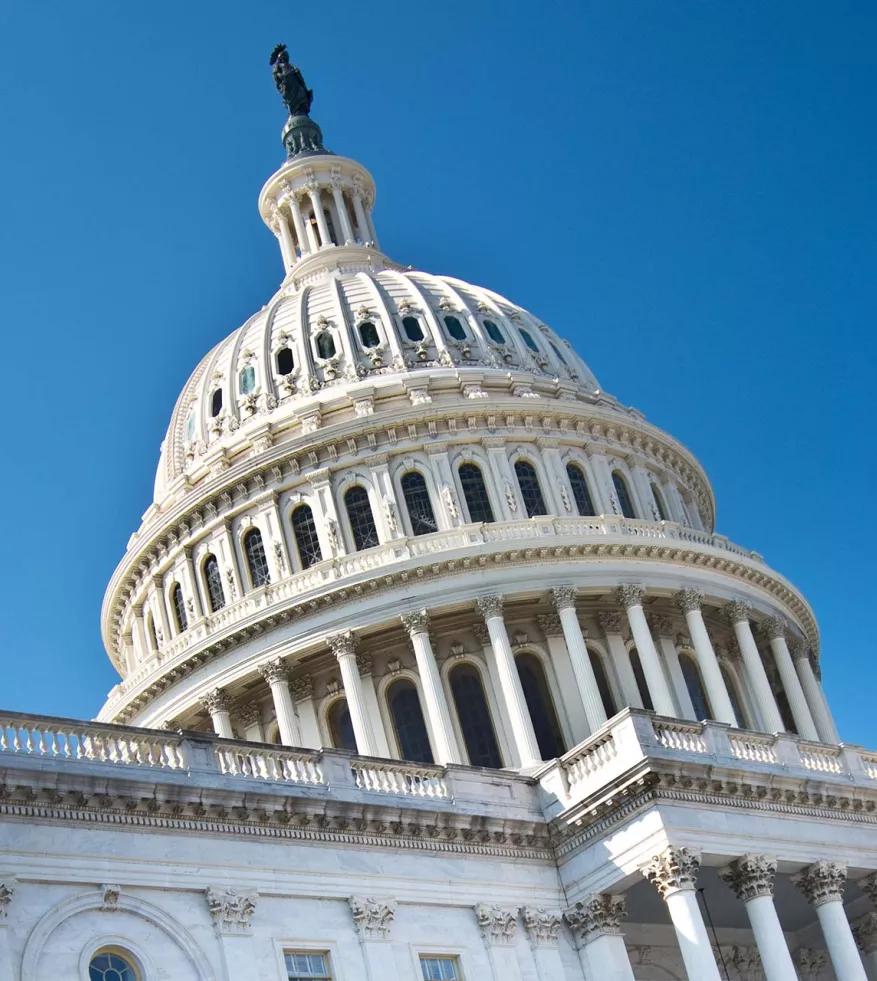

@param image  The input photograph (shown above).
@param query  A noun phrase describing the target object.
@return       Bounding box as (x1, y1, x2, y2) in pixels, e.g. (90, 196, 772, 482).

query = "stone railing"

(351, 758, 449, 799)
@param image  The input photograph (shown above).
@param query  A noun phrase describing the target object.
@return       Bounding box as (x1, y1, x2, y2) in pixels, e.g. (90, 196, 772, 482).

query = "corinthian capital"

(854, 913, 877, 955)
(521, 907, 563, 946)
(401, 610, 430, 636)
(858, 871, 877, 904)
(475, 595, 504, 621)
(725, 600, 753, 626)
(291, 674, 314, 702)
(647, 614, 674, 637)
(792, 861, 847, 908)
(201, 688, 231, 715)
(642, 847, 701, 898)
(328, 630, 357, 658)
(718, 854, 777, 902)
(598, 611, 624, 635)
(538, 613, 563, 638)
(550, 585, 577, 613)
(564, 894, 627, 943)
(794, 948, 827, 979)
(616, 585, 645, 609)
(258, 657, 289, 684)
(674, 588, 704, 614)
(761, 616, 788, 642)
(789, 637, 810, 661)
(206, 886, 258, 936)
(474, 903, 518, 945)
(348, 896, 396, 941)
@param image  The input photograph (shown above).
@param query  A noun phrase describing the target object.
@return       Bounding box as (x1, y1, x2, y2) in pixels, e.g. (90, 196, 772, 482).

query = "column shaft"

(351, 192, 370, 243)
(664, 889, 723, 981)
(288, 195, 310, 254)
(210, 709, 233, 739)
(268, 679, 300, 747)
(308, 189, 332, 246)
(768, 632, 819, 740)
(556, 604, 608, 731)
(817, 901, 868, 981)
(601, 618, 643, 709)
(276, 213, 295, 268)
(331, 187, 355, 243)
(679, 601, 737, 725)
(337, 653, 377, 756)
(405, 616, 463, 765)
(579, 934, 635, 981)
(744, 895, 798, 981)
(622, 599, 676, 715)
(794, 654, 838, 743)
(730, 616, 785, 732)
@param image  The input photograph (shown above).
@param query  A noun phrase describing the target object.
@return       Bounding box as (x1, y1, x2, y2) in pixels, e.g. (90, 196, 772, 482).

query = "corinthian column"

(551, 587, 607, 732)
(349, 896, 400, 981)
(725, 601, 785, 733)
(201, 688, 234, 738)
(790, 638, 838, 743)
(616, 586, 675, 716)
(521, 907, 566, 981)
(719, 855, 797, 981)
(674, 589, 737, 725)
(792, 861, 867, 981)
(328, 631, 377, 757)
(565, 894, 636, 981)
(258, 658, 300, 747)
(400, 611, 462, 765)
(762, 618, 819, 741)
(642, 847, 722, 981)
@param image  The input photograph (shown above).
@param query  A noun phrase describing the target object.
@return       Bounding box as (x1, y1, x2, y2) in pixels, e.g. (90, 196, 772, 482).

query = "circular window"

(89, 949, 140, 981)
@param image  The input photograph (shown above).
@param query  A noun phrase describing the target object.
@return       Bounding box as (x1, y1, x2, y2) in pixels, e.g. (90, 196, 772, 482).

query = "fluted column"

(649, 615, 694, 719)
(307, 187, 332, 246)
(258, 658, 300, 747)
(201, 688, 234, 738)
(793, 861, 867, 981)
(725, 602, 784, 733)
(599, 612, 642, 709)
(400, 611, 462, 765)
(565, 895, 636, 981)
(330, 183, 355, 244)
(328, 631, 377, 757)
(674, 589, 737, 725)
(285, 193, 310, 255)
(475, 595, 542, 767)
(642, 847, 722, 981)
(763, 619, 819, 741)
(790, 639, 838, 743)
(351, 189, 371, 243)
(551, 587, 607, 732)
(616, 586, 675, 716)
(271, 208, 295, 268)
(719, 855, 797, 981)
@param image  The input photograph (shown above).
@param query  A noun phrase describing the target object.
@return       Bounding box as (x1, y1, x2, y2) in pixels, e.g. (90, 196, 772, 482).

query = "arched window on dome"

(515, 653, 565, 760)
(276, 347, 295, 376)
(612, 470, 636, 519)
(291, 504, 323, 569)
(402, 316, 424, 342)
(514, 460, 548, 517)
(358, 320, 380, 349)
(170, 583, 187, 634)
(519, 328, 540, 353)
(344, 485, 379, 551)
(388, 679, 434, 764)
(243, 527, 271, 588)
(443, 315, 466, 340)
(185, 410, 196, 442)
(316, 332, 336, 360)
(550, 341, 569, 365)
(449, 663, 502, 768)
(146, 611, 159, 652)
(239, 365, 256, 395)
(679, 653, 712, 721)
(89, 949, 140, 981)
(401, 471, 438, 536)
(566, 463, 596, 516)
(483, 319, 505, 344)
(722, 664, 748, 728)
(589, 648, 617, 719)
(323, 208, 339, 246)
(629, 647, 654, 711)
(210, 388, 223, 417)
(651, 482, 668, 521)
(203, 554, 225, 612)
(327, 698, 357, 752)
(458, 463, 494, 524)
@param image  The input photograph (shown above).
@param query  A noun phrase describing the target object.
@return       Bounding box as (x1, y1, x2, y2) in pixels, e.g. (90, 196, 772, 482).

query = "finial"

(269, 44, 331, 160)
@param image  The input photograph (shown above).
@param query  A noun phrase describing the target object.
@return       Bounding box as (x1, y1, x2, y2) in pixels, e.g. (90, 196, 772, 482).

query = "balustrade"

(350, 758, 449, 798)
(214, 741, 323, 784)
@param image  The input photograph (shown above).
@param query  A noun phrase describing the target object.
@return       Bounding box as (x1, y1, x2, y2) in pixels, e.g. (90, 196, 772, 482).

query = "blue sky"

(0, 2, 874, 741)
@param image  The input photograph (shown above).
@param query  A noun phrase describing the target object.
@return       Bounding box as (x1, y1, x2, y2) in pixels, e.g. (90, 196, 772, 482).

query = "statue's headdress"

(269, 43, 287, 66)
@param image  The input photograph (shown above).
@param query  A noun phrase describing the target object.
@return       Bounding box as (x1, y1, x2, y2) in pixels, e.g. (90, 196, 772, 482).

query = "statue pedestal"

(282, 114, 330, 160)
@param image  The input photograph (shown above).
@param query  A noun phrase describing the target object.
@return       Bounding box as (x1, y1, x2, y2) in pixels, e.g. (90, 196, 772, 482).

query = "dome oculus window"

(276, 347, 295, 375)
(483, 319, 505, 344)
(210, 388, 223, 417)
(519, 328, 540, 353)
(89, 950, 140, 981)
(443, 315, 466, 340)
(402, 316, 424, 341)
(316, 332, 336, 359)
(239, 365, 256, 395)
(358, 320, 380, 348)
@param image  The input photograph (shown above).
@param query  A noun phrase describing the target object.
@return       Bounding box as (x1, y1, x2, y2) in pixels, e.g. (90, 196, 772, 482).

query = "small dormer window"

(358, 320, 380, 348)
(402, 316, 424, 341)
(550, 341, 568, 365)
(316, 332, 336, 359)
(444, 315, 466, 340)
(210, 388, 223, 417)
(483, 319, 505, 344)
(519, 328, 540, 353)
(276, 347, 295, 375)
(185, 411, 196, 441)
(239, 365, 256, 395)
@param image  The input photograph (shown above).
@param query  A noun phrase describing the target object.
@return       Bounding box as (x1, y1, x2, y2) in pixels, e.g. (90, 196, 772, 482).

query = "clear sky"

(0, 2, 874, 741)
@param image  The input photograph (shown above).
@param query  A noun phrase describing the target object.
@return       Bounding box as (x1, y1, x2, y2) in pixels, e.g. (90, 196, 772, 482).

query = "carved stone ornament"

(356, 654, 373, 678)
(259, 657, 289, 684)
(647, 614, 674, 637)
(328, 630, 357, 658)
(598, 611, 624, 635)
(205, 886, 258, 936)
(401, 610, 430, 636)
(854, 912, 877, 955)
(859, 871, 877, 904)
(473, 621, 491, 646)
(538, 613, 563, 638)
(475, 903, 518, 945)
(792, 860, 847, 908)
(761, 616, 788, 642)
(730, 945, 763, 981)
(793, 947, 828, 980)
(201, 688, 231, 715)
(551, 585, 577, 613)
(674, 588, 704, 614)
(101, 884, 122, 912)
(564, 894, 627, 943)
(0, 878, 16, 919)
(642, 846, 701, 898)
(237, 704, 262, 729)
(290, 675, 314, 702)
(348, 896, 396, 940)
(475, 595, 504, 621)
(718, 854, 777, 902)
(616, 584, 645, 610)
(789, 637, 811, 661)
(521, 907, 563, 946)
(725, 599, 753, 626)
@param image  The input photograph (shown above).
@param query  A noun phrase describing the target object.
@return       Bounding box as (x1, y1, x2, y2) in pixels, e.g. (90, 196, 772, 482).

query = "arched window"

(171, 583, 187, 633)
(514, 461, 548, 517)
(519, 328, 540, 353)
(328, 698, 357, 752)
(483, 319, 505, 344)
(388, 679, 434, 764)
(243, 527, 271, 588)
(629, 648, 654, 711)
(589, 649, 617, 719)
(344, 485, 379, 551)
(651, 482, 668, 521)
(185, 411, 196, 441)
(458, 463, 494, 523)
(323, 208, 338, 246)
(401, 471, 438, 536)
(203, 554, 225, 612)
(239, 365, 256, 395)
(550, 341, 568, 365)
(291, 504, 323, 569)
(402, 316, 424, 341)
(722, 665, 747, 728)
(449, 663, 502, 768)
(210, 388, 223, 417)
(358, 320, 380, 348)
(276, 347, 295, 375)
(444, 315, 466, 340)
(146, 612, 158, 652)
(612, 471, 636, 519)
(316, 332, 336, 359)
(566, 463, 596, 516)
(680, 653, 712, 721)
(515, 653, 565, 760)
(89, 950, 139, 981)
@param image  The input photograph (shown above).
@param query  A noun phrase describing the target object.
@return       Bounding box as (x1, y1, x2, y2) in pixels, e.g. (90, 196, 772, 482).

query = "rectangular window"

(420, 956, 461, 980)
(285, 951, 332, 981)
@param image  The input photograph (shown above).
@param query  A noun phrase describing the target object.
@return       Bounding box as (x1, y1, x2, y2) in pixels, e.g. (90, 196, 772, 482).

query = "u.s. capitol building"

(1, 45, 875, 981)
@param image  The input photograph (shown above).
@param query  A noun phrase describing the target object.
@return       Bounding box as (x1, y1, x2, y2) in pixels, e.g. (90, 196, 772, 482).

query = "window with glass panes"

(514, 460, 548, 517)
(171, 583, 187, 632)
(401, 471, 438, 536)
(285, 951, 332, 981)
(243, 528, 271, 587)
(421, 956, 461, 980)
(203, 554, 225, 612)
(566, 463, 595, 516)
(291, 504, 323, 569)
(612, 471, 636, 519)
(458, 463, 494, 523)
(344, 485, 380, 551)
